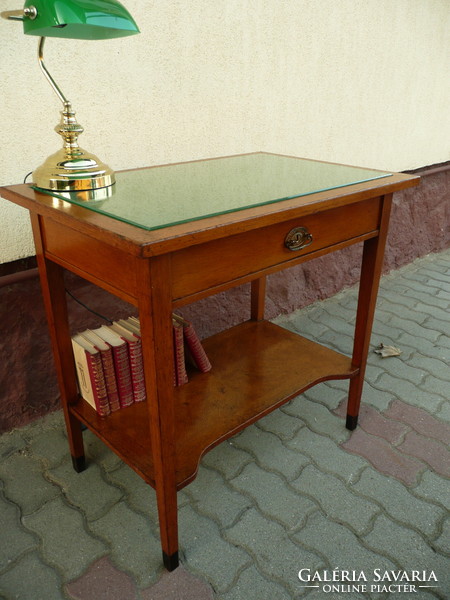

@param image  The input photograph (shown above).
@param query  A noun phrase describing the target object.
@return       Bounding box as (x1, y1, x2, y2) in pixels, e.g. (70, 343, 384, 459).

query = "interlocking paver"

(353, 468, 445, 537)
(341, 428, 425, 486)
(293, 512, 398, 588)
(0, 451, 60, 515)
(285, 427, 366, 484)
(374, 373, 443, 411)
(232, 427, 308, 481)
(291, 465, 379, 535)
(22, 496, 107, 582)
(179, 504, 252, 594)
(105, 462, 159, 523)
(185, 466, 252, 529)
(334, 400, 409, 444)
(433, 518, 450, 555)
(283, 395, 349, 443)
(48, 461, 124, 522)
(220, 565, 290, 600)
(66, 556, 138, 600)
(413, 470, 450, 511)
(384, 399, 450, 444)
(256, 409, 304, 441)
(88, 502, 161, 589)
(224, 507, 323, 597)
(0, 491, 37, 571)
(202, 441, 253, 480)
(0, 552, 64, 600)
(363, 514, 450, 598)
(141, 565, 214, 600)
(397, 430, 450, 478)
(230, 462, 317, 530)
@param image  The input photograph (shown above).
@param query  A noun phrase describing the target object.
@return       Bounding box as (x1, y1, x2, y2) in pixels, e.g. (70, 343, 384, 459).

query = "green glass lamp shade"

(23, 0, 139, 39)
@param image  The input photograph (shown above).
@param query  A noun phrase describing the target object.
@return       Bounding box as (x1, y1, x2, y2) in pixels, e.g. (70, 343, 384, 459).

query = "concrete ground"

(0, 249, 449, 600)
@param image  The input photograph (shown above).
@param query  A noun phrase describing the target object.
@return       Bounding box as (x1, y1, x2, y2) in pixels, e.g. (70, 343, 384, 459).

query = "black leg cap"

(346, 414, 358, 431)
(163, 551, 179, 572)
(72, 455, 86, 473)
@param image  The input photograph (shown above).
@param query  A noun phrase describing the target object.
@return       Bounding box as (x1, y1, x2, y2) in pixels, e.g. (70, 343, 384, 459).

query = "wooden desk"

(1, 153, 419, 570)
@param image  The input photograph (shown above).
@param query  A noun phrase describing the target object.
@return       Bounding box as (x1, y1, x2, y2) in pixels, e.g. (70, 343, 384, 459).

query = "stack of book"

(71, 315, 211, 416)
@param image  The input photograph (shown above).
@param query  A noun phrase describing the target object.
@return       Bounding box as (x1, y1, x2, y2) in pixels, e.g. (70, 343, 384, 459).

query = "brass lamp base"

(32, 98, 115, 201)
(33, 146, 115, 195)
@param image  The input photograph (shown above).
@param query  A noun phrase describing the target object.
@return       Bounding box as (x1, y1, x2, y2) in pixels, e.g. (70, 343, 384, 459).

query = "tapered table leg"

(347, 194, 393, 429)
(137, 255, 180, 571)
(30, 214, 86, 468)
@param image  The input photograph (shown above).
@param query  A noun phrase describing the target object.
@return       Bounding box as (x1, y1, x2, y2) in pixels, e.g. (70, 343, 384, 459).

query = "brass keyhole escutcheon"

(284, 226, 313, 251)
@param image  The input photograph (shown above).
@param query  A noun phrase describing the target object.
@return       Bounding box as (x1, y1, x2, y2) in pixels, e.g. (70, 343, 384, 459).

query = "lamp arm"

(38, 37, 69, 105)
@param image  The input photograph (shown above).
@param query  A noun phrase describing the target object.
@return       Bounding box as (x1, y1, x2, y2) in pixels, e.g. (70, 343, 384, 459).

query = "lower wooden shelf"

(70, 320, 357, 489)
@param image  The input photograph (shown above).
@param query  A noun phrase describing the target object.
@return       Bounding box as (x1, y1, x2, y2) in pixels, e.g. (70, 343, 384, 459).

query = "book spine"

(173, 321, 188, 385)
(100, 347, 121, 412)
(84, 352, 110, 417)
(111, 345, 134, 408)
(127, 339, 146, 402)
(183, 322, 212, 373)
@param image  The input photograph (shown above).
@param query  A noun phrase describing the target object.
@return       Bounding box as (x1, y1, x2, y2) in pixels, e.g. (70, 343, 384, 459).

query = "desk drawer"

(172, 197, 381, 300)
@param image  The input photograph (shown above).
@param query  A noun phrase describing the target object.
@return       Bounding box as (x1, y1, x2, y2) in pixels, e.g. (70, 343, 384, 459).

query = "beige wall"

(1, 0, 449, 263)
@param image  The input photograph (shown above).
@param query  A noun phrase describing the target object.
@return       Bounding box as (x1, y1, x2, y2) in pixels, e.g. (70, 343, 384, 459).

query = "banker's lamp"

(2, 0, 139, 199)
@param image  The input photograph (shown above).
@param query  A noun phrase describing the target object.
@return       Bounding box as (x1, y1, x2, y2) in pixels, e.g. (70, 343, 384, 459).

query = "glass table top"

(32, 153, 391, 231)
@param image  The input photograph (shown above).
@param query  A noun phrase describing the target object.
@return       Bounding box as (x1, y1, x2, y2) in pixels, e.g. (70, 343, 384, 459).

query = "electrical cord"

(65, 288, 113, 324)
(23, 171, 33, 184)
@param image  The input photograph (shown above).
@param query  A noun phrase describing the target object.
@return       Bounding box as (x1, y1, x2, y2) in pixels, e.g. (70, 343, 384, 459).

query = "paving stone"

(0, 551, 64, 600)
(397, 430, 450, 478)
(220, 565, 291, 600)
(84, 430, 123, 472)
(376, 304, 430, 326)
(185, 466, 252, 529)
(433, 518, 450, 555)
(48, 461, 124, 522)
(353, 381, 394, 412)
(408, 354, 450, 382)
(341, 429, 425, 486)
(29, 428, 70, 468)
(424, 315, 450, 337)
(105, 463, 159, 525)
(384, 399, 450, 445)
(370, 353, 427, 386)
(413, 470, 450, 511)
(0, 430, 26, 461)
(353, 468, 445, 537)
(224, 508, 324, 598)
(419, 373, 450, 402)
(66, 556, 138, 600)
(382, 314, 442, 343)
(179, 504, 252, 594)
(334, 400, 409, 444)
(141, 565, 214, 600)
(293, 512, 397, 595)
(89, 502, 161, 589)
(22, 496, 107, 582)
(297, 382, 347, 411)
(0, 452, 60, 515)
(435, 400, 450, 423)
(286, 427, 366, 484)
(201, 441, 253, 480)
(363, 514, 450, 595)
(230, 462, 317, 530)
(291, 465, 379, 535)
(374, 373, 443, 411)
(256, 410, 304, 441)
(232, 427, 308, 482)
(0, 491, 37, 571)
(284, 395, 349, 443)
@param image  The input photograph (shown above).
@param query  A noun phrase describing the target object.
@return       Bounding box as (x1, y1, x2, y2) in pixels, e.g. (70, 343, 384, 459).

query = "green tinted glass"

(32, 154, 391, 231)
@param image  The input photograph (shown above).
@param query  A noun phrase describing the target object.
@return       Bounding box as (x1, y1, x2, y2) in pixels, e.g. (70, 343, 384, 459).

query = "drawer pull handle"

(284, 227, 313, 251)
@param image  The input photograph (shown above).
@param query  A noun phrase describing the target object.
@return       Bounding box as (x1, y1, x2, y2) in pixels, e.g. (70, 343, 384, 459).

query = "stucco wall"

(1, 0, 449, 263)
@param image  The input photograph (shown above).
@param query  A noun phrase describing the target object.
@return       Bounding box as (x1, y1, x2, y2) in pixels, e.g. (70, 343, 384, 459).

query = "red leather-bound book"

(110, 322, 146, 402)
(81, 329, 121, 412)
(173, 314, 212, 373)
(71, 334, 111, 417)
(93, 325, 134, 408)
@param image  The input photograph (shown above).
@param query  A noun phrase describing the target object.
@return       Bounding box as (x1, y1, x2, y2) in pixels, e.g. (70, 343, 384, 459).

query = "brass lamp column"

(1, 0, 139, 200)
